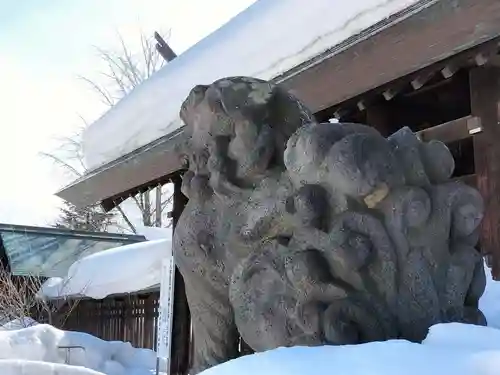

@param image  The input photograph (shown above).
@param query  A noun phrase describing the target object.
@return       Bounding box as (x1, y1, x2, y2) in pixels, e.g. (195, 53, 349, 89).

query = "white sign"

(156, 255, 176, 375)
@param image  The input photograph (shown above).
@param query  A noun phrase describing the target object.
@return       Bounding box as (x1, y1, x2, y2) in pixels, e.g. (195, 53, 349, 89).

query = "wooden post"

(155, 32, 177, 63)
(170, 173, 191, 375)
(155, 186, 162, 227)
(469, 66, 500, 279)
(239, 339, 254, 356)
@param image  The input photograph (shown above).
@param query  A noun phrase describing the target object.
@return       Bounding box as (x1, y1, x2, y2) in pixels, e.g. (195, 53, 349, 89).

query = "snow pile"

(479, 263, 500, 329)
(201, 323, 500, 375)
(83, 0, 431, 170)
(40, 226, 172, 300)
(0, 324, 161, 375)
(0, 360, 104, 375)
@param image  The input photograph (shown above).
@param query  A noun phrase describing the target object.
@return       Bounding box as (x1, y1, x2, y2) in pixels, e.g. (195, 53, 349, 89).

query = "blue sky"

(0, 0, 255, 226)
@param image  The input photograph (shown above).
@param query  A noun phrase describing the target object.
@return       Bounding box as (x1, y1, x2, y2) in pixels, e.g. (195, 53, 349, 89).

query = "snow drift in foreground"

(201, 323, 500, 375)
(0, 360, 104, 375)
(0, 324, 161, 375)
(202, 264, 500, 375)
(40, 226, 172, 300)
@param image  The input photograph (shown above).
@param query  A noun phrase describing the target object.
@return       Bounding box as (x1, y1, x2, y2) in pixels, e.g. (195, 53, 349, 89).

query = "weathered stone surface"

(174, 77, 486, 374)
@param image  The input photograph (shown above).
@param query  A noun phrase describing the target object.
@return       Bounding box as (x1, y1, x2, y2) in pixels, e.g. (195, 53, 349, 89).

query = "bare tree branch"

(0, 263, 81, 328)
(77, 76, 115, 107)
(39, 152, 82, 179)
(131, 195, 144, 213)
(115, 205, 137, 234)
(42, 32, 174, 232)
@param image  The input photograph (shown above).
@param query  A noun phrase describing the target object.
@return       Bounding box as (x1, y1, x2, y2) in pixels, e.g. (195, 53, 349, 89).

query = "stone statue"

(174, 77, 486, 374)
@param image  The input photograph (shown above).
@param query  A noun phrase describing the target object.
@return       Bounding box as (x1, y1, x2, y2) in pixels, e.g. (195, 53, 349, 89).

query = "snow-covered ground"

(202, 323, 500, 375)
(0, 262, 498, 375)
(82, 0, 433, 170)
(2, 323, 500, 375)
(0, 324, 163, 375)
(27, 225, 500, 375)
(201, 264, 500, 375)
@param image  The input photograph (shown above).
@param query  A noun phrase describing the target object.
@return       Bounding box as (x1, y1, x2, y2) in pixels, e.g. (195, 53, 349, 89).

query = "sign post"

(156, 255, 176, 375)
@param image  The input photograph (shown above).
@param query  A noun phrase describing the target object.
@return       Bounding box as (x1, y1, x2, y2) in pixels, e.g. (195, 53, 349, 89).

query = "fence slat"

(55, 292, 160, 350)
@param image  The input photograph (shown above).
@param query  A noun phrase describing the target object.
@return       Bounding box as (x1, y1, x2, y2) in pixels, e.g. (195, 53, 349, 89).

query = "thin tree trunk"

(116, 206, 137, 234)
(143, 191, 152, 226)
(155, 186, 162, 227)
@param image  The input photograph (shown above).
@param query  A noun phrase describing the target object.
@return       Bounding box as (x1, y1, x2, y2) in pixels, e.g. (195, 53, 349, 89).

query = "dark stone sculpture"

(174, 77, 486, 374)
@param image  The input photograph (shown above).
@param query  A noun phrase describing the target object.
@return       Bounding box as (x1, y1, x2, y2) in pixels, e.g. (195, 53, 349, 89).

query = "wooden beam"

(470, 66, 500, 280)
(170, 174, 191, 375)
(416, 115, 481, 144)
(279, 0, 500, 113)
(155, 31, 177, 62)
(411, 70, 438, 90)
(474, 52, 489, 66)
(332, 108, 347, 120)
(441, 64, 458, 79)
(382, 88, 397, 101)
(240, 339, 254, 356)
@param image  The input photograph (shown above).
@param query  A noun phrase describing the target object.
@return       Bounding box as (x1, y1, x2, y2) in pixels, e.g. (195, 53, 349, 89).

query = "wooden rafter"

(416, 116, 482, 144)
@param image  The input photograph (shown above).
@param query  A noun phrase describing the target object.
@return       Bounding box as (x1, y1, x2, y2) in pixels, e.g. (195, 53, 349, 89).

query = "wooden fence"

(58, 292, 160, 349)
(53, 291, 252, 371)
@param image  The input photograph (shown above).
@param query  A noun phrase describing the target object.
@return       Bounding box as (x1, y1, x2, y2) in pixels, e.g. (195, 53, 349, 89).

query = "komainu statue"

(174, 77, 486, 374)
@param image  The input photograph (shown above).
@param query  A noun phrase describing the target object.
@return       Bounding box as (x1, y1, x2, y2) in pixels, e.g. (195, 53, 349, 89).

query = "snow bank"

(83, 0, 431, 170)
(0, 324, 161, 375)
(423, 323, 500, 351)
(0, 360, 105, 375)
(201, 323, 500, 375)
(200, 264, 500, 375)
(135, 225, 172, 242)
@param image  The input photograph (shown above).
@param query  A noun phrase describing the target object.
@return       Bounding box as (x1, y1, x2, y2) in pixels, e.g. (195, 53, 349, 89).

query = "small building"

(56, 0, 500, 373)
(0, 223, 157, 346)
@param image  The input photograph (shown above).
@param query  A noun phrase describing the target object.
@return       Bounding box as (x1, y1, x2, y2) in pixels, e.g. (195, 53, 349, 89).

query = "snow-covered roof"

(39, 238, 169, 299)
(0, 223, 145, 278)
(82, 0, 430, 171)
(39, 226, 171, 300)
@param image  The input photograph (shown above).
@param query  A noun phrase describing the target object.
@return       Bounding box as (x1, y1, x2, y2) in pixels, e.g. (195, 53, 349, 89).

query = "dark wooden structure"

(61, 292, 160, 349)
(0, 224, 159, 348)
(56, 0, 500, 373)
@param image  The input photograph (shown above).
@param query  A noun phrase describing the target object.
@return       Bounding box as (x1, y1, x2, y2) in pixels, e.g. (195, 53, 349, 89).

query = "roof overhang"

(59, 128, 187, 209)
(58, 0, 500, 209)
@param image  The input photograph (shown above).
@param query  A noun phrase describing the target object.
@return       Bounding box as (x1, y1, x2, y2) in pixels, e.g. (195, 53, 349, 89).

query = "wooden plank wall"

(470, 66, 500, 279)
(60, 293, 160, 349)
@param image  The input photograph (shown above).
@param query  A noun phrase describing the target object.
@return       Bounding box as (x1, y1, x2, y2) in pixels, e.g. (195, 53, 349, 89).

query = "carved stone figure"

(175, 77, 313, 374)
(174, 77, 486, 374)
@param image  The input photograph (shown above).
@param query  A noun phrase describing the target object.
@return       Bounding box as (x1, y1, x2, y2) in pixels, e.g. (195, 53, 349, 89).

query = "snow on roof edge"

(82, 0, 430, 171)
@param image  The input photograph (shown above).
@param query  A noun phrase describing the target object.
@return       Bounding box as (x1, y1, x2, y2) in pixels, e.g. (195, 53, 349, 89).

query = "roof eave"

(57, 0, 500, 209)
